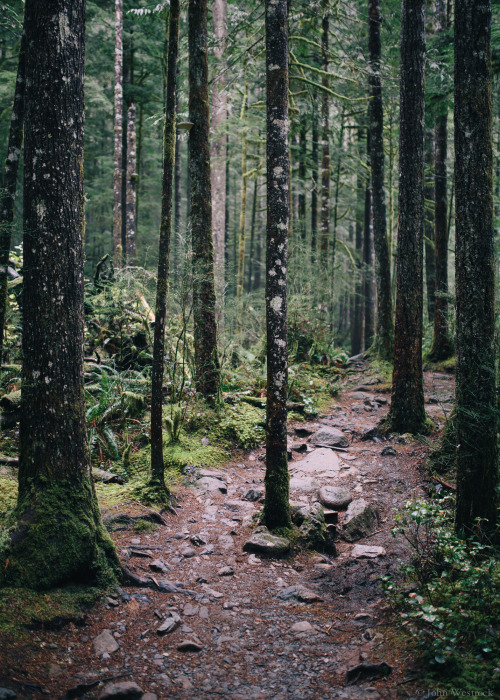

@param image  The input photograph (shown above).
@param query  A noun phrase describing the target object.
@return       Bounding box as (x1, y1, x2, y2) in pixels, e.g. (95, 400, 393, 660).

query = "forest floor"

(0, 360, 455, 700)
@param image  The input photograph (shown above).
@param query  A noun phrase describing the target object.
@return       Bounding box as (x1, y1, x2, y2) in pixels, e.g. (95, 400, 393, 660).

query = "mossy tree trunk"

(1, 0, 120, 591)
(424, 129, 436, 323)
(351, 127, 365, 356)
(389, 0, 427, 435)
(262, 0, 291, 532)
(430, 0, 453, 361)
(454, 0, 498, 537)
(363, 129, 375, 349)
(113, 0, 123, 266)
(150, 0, 180, 494)
(189, 0, 220, 400)
(0, 28, 26, 367)
(210, 0, 227, 329)
(310, 96, 319, 265)
(125, 103, 137, 265)
(298, 111, 307, 245)
(368, 0, 393, 360)
(319, 0, 330, 316)
(236, 76, 248, 300)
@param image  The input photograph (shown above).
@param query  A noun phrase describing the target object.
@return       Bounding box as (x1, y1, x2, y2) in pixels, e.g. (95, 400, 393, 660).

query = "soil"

(0, 362, 455, 700)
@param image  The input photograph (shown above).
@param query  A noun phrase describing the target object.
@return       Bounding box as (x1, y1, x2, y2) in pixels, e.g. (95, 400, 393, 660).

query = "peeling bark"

(262, 0, 291, 531)
(389, 0, 427, 435)
(454, 0, 498, 536)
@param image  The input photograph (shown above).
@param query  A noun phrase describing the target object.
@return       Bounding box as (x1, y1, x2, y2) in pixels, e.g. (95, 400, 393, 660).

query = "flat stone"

(242, 488, 263, 502)
(157, 612, 181, 635)
(183, 603, 199, 617)
(93, 629, 119, 655)
(148, 559, 171, 574)
(310, 426, 349, 448)
(194, 476, 227, 494)
(348, 392, 373, 400)
(177, 638, 203, 652)
(342, 500, 379, 542)
(278, 585, 323, 603)
(243, 529, 290, 557)
(289, 476, 321, 492)
(290, 621, 315, 634)
(318, 486, 353, 510)
(98, 681, 143, 700)
(180, 546, 196, 558)
(350, 545, 386, 559)
(218, 566, 234, 576)
(290, 448, 342, 479)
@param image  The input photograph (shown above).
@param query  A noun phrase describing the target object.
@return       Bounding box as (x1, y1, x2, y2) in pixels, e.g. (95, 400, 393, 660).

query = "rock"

(310, 426, 349, 448)
(242, 488, 264, 502)
(0, 689, 17, 700)
(157, 612, 181, 635)
(278, 585, 323, 603)
(291, 442, 309, 453)
(318, 486, 352, 510)
(190, 534, 209, 546)
(348, 391, 372, 400)
(148, 559, 171, 574)
(177, 638, 203, 653)
(194, 476, 227, 494)
(354, 613, 373, 622)
(93, 629, 119, 655)
(201, 544, 215, 555)
(294, 423, 319, 437)
(98, 681, 143, 699)
(105, 596, 120, 607)
(345, 661, 392, 685)
(217, 566, 234, 576)
(183, 603, 199, 617)
(243, 529, 290, 557)
(289, 448, 343, 481)
(290, 621, 315, 634)
(180, 546, 196, 558)
(298, 503, 329, 550)
(342, 500, 379, 542)
(289, 475, 322, 492)
(381, 445, 397, 456)
(201, 437, 210, 446)
(350, 545, 386, 559)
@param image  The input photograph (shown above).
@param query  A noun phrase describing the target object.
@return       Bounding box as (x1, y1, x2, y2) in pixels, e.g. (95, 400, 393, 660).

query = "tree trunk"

(125, 103, 137, 265)
(2, 0, 120, 590)
(320, 2, 330, 264)
(173, 92, 182, 285)
(210, 0, 227, 329)
(0, 29, 26, 367)
(454, 0, 498, 537)
(237, 78, 248, 299)
(262, 0, 291, 531)
(429, 0, 453, 361)
(150, 0, 180, 494)
(389, 0, 427, 435)
(351, 127, 365, 355)
(368, 0, 393, 359)
(298, 111, 307, 244)
(189, 0, 220, 400)
(363, 130, 375, 349)
(424, 128, 435, 323)
(113, 0, 123, 266)
(311, 96, 319, 265)
(247, 174, 258, 292)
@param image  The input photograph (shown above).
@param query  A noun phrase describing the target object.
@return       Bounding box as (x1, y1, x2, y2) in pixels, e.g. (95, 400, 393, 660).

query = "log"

(0, 389, 21, 411)
(92, 467, 125, 484)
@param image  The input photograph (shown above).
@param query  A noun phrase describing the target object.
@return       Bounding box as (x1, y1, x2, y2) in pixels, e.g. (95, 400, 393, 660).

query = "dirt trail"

(1, 363, 454, 700)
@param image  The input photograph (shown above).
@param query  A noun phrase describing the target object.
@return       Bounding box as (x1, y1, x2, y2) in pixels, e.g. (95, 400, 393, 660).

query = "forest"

(0, 0, 499, 697)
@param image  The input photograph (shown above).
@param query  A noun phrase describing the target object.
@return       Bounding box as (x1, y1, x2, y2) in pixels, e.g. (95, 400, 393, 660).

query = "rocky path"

(0, 364, 454, 700)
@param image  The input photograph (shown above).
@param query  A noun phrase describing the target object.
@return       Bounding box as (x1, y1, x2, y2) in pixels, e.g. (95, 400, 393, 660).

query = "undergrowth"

(384, 496, 500, 695)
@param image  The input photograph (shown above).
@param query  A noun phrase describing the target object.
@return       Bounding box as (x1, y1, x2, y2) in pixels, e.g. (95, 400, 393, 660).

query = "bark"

(298, 111, 307, 243)
(363, 131, 375, 348)
(351, 127, 365, 355)
(189, 0, 220, 399)
(150, 0, 180, 493)
(320, 2, 330, 261)
(253, 175, 263, 291)
(210, 0, 227, 328)
(125, 103, 137, 265)
(236, 78, 248, 299)
(262, 0, 291, 531)
(0, 29, 26, 367)
(424, 129, 435, 322)
(2, 0, 120, 590)
(454, 0, 498, 536)
(173, 92, 182, 285)
(311, 98, 319, 265)
(247, 175, 258, 291)
(368, 0, 393, 359)
(429, 0, 453, 361)
(389, 0, 427, 435)
(113, 0, 123, 266)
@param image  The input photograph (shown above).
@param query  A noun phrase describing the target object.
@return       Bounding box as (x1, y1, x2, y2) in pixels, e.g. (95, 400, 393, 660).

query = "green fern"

(164, 406, 183, 444)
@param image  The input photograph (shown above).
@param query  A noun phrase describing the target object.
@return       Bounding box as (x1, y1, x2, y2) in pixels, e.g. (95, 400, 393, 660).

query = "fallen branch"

(429, 475, 456, 491)
(309, 442, 349, 452)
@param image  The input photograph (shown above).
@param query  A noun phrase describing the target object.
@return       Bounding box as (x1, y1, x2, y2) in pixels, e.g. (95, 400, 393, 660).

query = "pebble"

(177, 638, 204, 653)
(93, 629, 119, 655)
(290, 621, 315, 634)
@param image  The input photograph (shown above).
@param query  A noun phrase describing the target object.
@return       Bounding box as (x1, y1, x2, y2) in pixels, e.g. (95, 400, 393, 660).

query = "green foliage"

(384, 497, 500, 694)
(212, 402, 265, 449)
(164, 404, 183, 444)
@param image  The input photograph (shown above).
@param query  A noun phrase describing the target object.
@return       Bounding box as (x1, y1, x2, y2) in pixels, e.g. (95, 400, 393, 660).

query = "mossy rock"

(243, 527, 290, 557)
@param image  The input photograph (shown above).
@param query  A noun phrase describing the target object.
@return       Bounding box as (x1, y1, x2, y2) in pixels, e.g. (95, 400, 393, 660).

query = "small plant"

(164, 405, 183, 444)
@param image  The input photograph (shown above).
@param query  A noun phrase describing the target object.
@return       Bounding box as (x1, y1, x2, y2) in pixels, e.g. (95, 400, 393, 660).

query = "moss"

(0, 472, 18, 514)
(0, 477, 121, 590)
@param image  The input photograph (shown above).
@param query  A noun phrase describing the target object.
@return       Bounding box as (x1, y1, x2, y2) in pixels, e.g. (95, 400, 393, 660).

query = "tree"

(454, 0, 498, 537)
(113, 0, 124, 265)
(125, 102, 137, 264)
(1, 0, 119, 590)
(262, 0, 291, 531)
(210, 0, 228, 328)
(150, 0, 180, 495)
(189, 0, 220, 400)
(368, 0, 393, 360)
(388, 0, 427, 435)
(0, 27, 25, 366)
